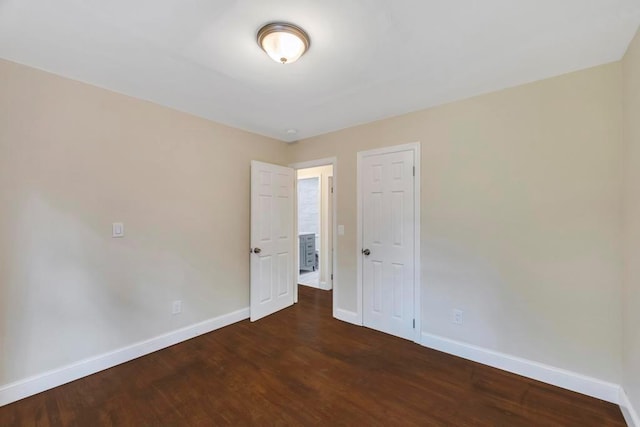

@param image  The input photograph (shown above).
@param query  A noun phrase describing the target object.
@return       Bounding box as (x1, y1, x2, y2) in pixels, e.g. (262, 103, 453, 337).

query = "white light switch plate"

(112, 222, 124, 238)
(338, 225, 345, 236)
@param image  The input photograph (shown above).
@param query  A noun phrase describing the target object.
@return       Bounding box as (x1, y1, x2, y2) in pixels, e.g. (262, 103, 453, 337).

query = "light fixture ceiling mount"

(257, 22, 310, 64)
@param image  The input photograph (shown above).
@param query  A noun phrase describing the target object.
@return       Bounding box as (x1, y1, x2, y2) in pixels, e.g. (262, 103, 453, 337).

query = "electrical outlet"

(172, 300, 182, 315)
(452, 309, 463, 325)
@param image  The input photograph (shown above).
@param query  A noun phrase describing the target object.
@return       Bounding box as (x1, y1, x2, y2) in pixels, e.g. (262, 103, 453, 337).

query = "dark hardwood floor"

(0, 286, 626, 426)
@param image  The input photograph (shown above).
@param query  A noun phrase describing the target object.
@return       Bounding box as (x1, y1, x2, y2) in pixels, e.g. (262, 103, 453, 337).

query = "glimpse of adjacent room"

(297, 165, 333, 290)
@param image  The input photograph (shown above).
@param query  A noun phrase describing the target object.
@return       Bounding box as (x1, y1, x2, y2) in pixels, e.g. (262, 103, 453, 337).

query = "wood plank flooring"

(0, 286, 626, 426)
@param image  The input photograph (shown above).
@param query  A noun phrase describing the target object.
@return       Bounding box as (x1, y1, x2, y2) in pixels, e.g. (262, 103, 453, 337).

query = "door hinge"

(331, 273, 333, 280)
(413, 319, 415, 328)
(331, 186, 334, 194)
(413, 166, 415, 177)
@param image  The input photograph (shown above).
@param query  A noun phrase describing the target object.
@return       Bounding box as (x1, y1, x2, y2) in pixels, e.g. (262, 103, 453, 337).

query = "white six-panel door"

(250, 161, 295, 321)
(361, 149, 415, 340)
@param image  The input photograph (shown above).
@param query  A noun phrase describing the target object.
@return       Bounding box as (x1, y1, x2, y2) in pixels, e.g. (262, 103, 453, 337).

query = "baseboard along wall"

(620, 388, 640, 427)
(0, 307, 250, 407)
(420, 332, 621, 404)
(2, 306, 637, 424)
(334, 308, 361, 326)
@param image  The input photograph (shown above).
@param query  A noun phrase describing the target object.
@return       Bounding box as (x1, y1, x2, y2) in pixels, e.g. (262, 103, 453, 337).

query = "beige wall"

(0, 59, 287, 385)
(288, 63, 624, 382)
(0, 51, 630, 396)
(623, 27, 640, 414)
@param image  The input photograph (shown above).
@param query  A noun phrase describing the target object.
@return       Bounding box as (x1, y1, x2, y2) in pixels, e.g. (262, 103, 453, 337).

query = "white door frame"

(357, 142, 421, 343)
(289, 157, 338, 317)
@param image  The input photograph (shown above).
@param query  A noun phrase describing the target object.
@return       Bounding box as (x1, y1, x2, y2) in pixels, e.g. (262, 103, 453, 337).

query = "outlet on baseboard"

(172, 300, 182, 315)
(452, 309, 463, 325)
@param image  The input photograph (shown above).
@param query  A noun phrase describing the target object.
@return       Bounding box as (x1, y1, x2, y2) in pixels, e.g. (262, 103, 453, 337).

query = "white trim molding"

(421, 332, 621, 404)
(621, 388, 640, 427)
(355, 152, 365, 326)
(298, 281, 332, 291)
(335, 309, 361, 326)
(0, 307, 250, 408)
(318, 281, 332, 291)
(289, 157, 339, 320)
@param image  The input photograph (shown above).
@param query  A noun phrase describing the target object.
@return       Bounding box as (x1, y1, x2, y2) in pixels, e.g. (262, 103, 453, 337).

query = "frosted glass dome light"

(257, 23, 310, 64)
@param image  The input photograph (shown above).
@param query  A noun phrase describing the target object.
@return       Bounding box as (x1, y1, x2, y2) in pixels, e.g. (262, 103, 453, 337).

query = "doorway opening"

(296, 164, 334, 291)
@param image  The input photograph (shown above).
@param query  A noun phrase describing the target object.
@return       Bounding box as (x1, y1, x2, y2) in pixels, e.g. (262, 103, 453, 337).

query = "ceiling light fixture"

(257, 22, 310, 64)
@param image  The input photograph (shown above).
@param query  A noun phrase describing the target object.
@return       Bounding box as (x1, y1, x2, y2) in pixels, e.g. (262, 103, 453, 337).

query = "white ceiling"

(1, 0, 639, 142)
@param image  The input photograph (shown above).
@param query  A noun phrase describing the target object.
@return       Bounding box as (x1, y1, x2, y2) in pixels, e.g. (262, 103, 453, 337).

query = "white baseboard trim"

(299, 282, 315, 288)
(334, 308, 361, 326)
(319, 281, 332, 291)
(621, 388, 640, 427)
(299, 281, 332, 291)
(421, 332, 620, 404)
(0, 307, 250, 408)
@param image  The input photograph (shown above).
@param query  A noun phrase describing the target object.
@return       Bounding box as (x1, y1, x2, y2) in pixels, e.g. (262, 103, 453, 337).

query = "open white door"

(250, 161, 295, 321)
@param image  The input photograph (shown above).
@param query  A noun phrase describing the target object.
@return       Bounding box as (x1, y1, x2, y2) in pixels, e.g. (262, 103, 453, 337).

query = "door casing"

(289, 157, 338, 317)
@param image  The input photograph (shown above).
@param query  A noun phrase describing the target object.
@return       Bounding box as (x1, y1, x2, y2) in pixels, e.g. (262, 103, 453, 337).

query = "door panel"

(251, 161, 294, 321)
(362, 150, 415, 340)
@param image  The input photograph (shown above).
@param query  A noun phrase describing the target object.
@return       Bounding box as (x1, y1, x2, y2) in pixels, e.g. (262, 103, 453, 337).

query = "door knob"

(253, 247, 262, 254)
(362, 248, 371, 256)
